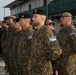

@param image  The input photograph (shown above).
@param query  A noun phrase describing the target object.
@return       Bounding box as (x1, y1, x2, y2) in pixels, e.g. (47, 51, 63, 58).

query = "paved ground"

(0, 57, 9, 75)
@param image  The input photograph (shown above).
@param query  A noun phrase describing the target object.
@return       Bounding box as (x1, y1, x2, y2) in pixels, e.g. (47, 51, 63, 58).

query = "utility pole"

(17, 0, 18, 18)
(47, 0, 48, 19)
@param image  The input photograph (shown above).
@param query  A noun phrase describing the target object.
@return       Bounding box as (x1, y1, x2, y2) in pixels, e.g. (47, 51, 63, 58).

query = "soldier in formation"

(1, 9, 76, 75)
(30, 9, 62, 75)
(10, 18, 22, 75)
(57, 12, 76, 75)
(17, 13, 34, 75)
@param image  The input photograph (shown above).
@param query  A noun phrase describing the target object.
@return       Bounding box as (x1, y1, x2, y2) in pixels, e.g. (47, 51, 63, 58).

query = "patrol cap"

(14, 18, 19, 22)
(19, 13, 31, 19)
(45, 19, 55, 26)
(61, 12, 72, 17)
(33, 9, 46, 16)
(8, 16, 16, 20)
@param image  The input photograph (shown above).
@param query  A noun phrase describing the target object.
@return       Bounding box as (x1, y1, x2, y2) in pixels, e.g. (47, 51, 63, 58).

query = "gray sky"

(0, 0, 14, 20)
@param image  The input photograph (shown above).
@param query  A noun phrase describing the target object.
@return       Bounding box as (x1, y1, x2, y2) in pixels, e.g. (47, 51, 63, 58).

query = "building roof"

(4, 0, 29, 8)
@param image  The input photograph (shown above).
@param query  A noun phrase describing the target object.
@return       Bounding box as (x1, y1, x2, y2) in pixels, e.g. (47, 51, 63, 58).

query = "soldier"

(73, 15, 76, 28)
(5, 16, 16, 74)
(10, 18, 22, 75)
(45, 19, 58, 75)
(17, 13, 34, 75)
(1, 21, 9, 56)
(45, 19, 57, 36)
(30, 9, 62, 75)
(57, 12, 76, 75)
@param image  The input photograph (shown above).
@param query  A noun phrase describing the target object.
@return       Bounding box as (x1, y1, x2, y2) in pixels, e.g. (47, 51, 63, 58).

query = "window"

(35, 0, 40, 8)
(29, 5, 31, 10)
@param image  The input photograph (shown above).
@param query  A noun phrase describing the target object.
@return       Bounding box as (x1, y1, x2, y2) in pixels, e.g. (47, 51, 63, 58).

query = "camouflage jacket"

(17, 25, 34, 64)
(17, 26, 34, 75)
(57, 25, 76, 75)
(11, 30, 22, 59)
(57, 25, 76, 57)
(6, 26, 15, 51)
(52, 29, 57, 36)
(1, 28, 8, 51)
(30, 25, 61, 75)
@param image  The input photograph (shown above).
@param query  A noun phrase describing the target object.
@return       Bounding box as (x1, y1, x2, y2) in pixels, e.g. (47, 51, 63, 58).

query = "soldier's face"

(19, 18, 26, 27)
(14, 22, 20, 29)
(6, 19, 9, 25)
(32, 14, 41, 26)
(19, 18, 31, 29)
(2, 23, 7, 27)
(60, 17, 69, 25)
(9, 19, 14, 24)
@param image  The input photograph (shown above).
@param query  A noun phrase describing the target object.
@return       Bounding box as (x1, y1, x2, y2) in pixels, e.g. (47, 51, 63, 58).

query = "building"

(4, 0, 53, 18)
(4, 0, 76, 31)
(4, 0, 76, 18)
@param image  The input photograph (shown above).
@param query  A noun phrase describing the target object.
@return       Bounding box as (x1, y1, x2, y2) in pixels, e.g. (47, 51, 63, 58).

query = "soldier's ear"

(41, 15, 46, 21)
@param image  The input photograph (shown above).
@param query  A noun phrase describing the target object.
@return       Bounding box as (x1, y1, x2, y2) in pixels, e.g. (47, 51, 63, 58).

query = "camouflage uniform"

(1, 28, 8, 55)
(52, 30, 57, 36)
(51, 29, 58, 75)
(57, 25, 76, 75)
(30, 25, 62, 75)
(10, 29, 22, 75)
(17, 26, 34, 75)
(5, 26, 14, 74)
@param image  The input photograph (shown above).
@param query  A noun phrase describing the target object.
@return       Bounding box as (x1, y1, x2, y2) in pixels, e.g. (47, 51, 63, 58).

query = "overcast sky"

(0, 0, 14, 20)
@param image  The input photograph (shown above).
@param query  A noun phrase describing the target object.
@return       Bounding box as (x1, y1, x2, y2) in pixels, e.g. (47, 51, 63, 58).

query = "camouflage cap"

(45, 19, 52, 25)
(45, 19, 55, 26)
(61, 12, 72, 17)
(8, 16, 16, 20)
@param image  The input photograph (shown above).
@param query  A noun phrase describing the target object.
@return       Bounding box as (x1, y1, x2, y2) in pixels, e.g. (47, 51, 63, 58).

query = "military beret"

(4, 17, 8, 21)
(19, 13, 31, 18)
(33, 9, 46, 16)
(61, 12, 72, 17)
(14, 18, 19, 22)
(2, 21, 6, 23)
(8, 16, 16, 20)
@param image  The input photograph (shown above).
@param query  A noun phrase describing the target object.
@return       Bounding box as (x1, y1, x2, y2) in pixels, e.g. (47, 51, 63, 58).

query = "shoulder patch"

(28, 35, 32, 39)
(49, 36, 57, 42)
(69, 31, 75, 36)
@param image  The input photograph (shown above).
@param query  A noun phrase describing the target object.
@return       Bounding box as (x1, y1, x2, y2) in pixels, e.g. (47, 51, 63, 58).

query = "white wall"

(10, 0, 54, 15)
(11, 8, 16, 15)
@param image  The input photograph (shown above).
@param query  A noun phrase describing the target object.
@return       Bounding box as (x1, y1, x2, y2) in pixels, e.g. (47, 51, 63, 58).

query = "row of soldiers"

(1, 9, 76, 75)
